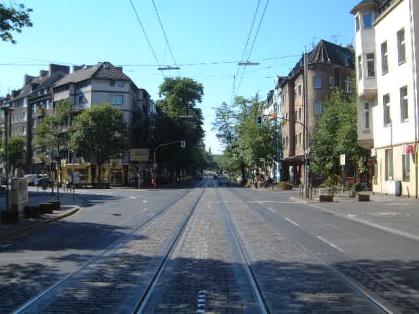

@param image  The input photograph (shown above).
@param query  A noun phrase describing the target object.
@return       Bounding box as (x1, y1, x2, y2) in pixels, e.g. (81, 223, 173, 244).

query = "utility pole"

(303, 48, 310, 199)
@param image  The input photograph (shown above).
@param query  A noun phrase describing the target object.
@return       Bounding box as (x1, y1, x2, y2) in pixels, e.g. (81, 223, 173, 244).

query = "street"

(0, 178, 417, 313)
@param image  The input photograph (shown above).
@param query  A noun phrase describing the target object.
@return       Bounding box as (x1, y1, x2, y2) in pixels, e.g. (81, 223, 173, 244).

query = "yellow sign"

(130, 149, 150, 162)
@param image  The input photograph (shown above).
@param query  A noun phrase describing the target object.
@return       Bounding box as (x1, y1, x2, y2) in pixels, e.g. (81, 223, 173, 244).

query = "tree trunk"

(98, 163, 102, 184)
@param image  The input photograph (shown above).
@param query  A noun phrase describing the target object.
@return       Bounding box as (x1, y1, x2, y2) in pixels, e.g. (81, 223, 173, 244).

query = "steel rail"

(217, 186, 270, 314)
(134, 181, 208, 313)
(13, 180, 207, 314)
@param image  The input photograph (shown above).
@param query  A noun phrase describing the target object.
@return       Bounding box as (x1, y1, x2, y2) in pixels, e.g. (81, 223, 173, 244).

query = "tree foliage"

(311, 88, 369, 179)
(34, 100, 72, 159)
(69, 104, 127, 177)
(151, 77, 207, 178)
(2, 136, 26, 175)
(213, 95, 277, 183)
(0, 3, 32, 44)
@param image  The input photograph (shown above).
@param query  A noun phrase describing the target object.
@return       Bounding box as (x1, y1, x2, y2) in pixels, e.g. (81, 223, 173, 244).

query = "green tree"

(34, 100, 72, 160)
(0, 3, 32, 44)
(69, 104, 127, 183)
(213, 95, 277, 184)
(311, 88, 369, 180)
(152, 77, 205, 180)
(7, 136, 25, 176)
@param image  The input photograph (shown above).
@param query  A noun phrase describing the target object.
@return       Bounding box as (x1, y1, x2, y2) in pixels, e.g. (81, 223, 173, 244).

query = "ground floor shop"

(372, 143, 418, 197)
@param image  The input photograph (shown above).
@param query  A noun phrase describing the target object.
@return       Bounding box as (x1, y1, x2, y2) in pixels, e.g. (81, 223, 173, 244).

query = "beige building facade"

(352, 0, 419, 197)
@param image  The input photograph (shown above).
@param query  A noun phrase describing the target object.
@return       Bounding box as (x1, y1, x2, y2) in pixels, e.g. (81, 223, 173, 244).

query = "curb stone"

(0, 206, 82, 243)
(289, 196, 419, 242)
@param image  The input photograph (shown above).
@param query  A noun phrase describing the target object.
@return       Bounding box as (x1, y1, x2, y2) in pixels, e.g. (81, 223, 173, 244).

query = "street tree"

(34, 100, 72, 161)
(152, 77, 205, 180)
(0, 2, 32, 44)
(311, 88, 369, 181)
(69, 104, 127, 184)
(6, 136, 26, 176)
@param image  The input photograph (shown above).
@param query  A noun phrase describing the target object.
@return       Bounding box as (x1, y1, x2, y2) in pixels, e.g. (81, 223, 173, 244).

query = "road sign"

(340, 154, 346, 166)
(181, 141, 186, 148)
(130, 148, 150, 162)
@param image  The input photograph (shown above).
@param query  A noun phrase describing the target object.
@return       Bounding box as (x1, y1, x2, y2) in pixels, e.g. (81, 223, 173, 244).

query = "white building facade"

(352, 0, 419, 197)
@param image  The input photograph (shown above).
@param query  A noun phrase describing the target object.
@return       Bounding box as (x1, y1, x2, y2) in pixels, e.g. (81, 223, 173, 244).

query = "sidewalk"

(0, 191, 85, 243)
(291, 192, 419, 241)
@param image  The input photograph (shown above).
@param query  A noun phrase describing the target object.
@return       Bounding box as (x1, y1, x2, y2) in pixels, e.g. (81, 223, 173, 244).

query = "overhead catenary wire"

(151, 0, 180, 76)
(230, 0, 262, 106)
(235, 0, 270, 96)
(128, 0, 165, 78)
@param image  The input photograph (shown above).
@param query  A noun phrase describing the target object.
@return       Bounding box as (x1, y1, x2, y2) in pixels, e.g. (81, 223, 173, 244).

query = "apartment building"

(351, 0, 419, 197)
(1, 62, 152, 184)
(280, 40, 354, 185)
(1, 64, 70, 173)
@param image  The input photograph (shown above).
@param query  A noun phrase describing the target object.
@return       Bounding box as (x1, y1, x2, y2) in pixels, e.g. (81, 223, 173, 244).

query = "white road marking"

(383, 203, 409, 206)
(142, 207, 148, 213)
(316, 236, 345, 253)
(128, 196, 136, 199)
(248, 200, 298, 204)
(142, 200, 147, 203)
(283, 217, 300, 227)
(266, 207, 276, 214)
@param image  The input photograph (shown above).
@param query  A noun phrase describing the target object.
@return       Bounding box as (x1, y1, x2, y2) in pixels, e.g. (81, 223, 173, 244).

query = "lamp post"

(1, 105, 14, 211)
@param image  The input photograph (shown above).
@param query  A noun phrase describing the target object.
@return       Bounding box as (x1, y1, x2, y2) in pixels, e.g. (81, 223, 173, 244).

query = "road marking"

(316, 236, 345, 253)
(266, 207, 276, 214)
(142, 200, 148, 203)
(129, 196, 136, 199)
(283, 217, 300, 227)
(142, 207, 148, 213)
(383, 203, 409, 206)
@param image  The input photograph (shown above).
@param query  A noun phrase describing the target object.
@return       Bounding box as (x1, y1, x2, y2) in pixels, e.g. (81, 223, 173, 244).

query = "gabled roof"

(280, 39, 354, 88)
(53, 62, 131, 87)
(350, 0, 389, 14)
(308, 40, 354, 68)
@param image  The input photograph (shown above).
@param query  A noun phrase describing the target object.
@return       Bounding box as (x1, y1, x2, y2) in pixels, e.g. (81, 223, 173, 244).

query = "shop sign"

(130, 149, 150, 162)
(110, 159, 122, 167)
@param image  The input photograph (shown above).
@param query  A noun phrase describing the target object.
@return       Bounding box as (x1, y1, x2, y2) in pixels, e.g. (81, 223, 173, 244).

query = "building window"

(78, 95, 86, 104)
(116, 80, 125, 87)
(299, 133, 302, 145)
(329, 76, 335, 88)
(46, 100, 51, 110)
(363, 12, 373, 28)
(358, 55, 363, 80)
(400, 86, 408, 121)
(314, 102, 323, 115)
(402, 154, 410, 181)
(298, 85, 302, 96)
(363, 103, 370, 129)
(109, 94, 124, 105)
(385, 149, 393, 180)
(344, 80, 353, 93)
(314, 77, 322, 89)
(397, 28, 406, 64)
(356, 15, 360, 32)
(381, 41, 388, 74)
(383, 94, 391, 125)
(110, 80, 115, 87)
(298, 108, 302, 120)
(366, 53, 375, 77)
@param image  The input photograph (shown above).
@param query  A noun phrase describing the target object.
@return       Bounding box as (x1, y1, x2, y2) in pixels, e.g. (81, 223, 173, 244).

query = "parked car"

(24, 174, 38, 186)
(218, 176, 229, 186)
(34, 177, 53, 187)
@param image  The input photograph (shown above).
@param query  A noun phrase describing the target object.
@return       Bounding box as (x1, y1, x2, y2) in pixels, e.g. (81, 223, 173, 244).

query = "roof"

(350, 0, 390, 14)
(54, 62, 131, 87)
(280, 39, 354, 87)
(308, 40, 354, 68)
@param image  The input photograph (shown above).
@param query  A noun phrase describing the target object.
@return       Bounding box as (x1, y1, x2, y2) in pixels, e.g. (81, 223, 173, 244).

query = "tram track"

(13, 180, 208, 313)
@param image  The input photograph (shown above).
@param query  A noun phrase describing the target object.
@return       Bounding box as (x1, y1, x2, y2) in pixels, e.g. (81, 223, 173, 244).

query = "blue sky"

(0, 0, 360, 154)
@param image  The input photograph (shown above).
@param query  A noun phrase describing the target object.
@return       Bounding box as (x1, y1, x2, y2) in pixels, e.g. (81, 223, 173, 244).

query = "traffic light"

(180, 140, 186, 148)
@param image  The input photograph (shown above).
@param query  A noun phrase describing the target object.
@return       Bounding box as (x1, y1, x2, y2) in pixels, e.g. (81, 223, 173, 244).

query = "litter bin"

(395, 180, 402, 196)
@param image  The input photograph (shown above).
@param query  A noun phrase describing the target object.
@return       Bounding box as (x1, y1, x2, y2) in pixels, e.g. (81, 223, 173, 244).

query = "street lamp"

(0, 105, 14, 211)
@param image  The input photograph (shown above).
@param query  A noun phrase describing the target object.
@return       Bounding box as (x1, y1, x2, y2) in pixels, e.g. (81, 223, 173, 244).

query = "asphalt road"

(0, 178, 418, 313)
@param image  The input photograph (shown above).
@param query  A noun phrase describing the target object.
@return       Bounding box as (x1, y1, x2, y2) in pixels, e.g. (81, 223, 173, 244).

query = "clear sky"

(0, 0, 360, 154)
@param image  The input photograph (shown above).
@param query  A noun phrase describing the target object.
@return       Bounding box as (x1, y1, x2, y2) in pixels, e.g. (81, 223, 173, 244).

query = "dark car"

(35, 177, 53, 187)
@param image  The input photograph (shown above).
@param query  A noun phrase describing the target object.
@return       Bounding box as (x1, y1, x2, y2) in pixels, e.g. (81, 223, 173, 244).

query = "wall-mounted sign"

(130, 149, 150, 162)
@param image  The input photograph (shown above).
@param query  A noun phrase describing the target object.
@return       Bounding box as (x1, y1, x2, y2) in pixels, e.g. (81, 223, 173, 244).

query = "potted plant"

(319, 175, 339, 202)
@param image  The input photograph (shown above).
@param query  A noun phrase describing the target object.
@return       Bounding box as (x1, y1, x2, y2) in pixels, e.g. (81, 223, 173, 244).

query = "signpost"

(340, 154, 346, 191)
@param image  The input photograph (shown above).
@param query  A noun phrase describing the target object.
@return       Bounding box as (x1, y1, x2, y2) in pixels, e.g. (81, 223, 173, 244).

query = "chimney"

(39, 70, 48, 77)
(73, 65, 84, 72)
(24, 74, 35, 85)
(49, 64, 70, 75)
